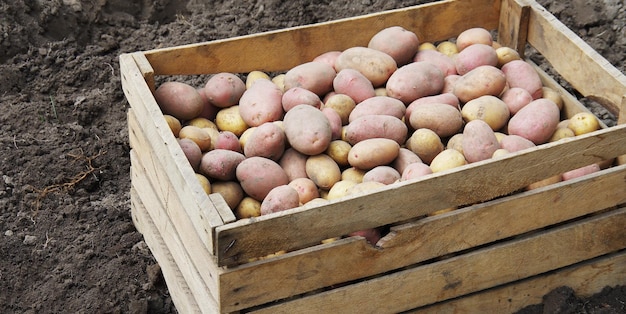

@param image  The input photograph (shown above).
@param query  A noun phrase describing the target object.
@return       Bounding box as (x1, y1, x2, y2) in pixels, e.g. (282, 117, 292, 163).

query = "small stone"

(23, 235, 37, 245)
(4, 230, 13, 236)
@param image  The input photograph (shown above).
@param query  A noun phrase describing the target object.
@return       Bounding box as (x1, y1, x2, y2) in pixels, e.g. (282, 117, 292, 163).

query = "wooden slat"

(411, 250, 626, 313)
(120, 54, 227, 253)
(128, 110, 225, 303)
(251, 207, 626, 314)
(526, 1, 626, 116)
(216, 164, 626, 312)
(216, 124, 626, 266)
(497, 0, 530, 55)
(130, 185, 211, 313)
(142, 0, 501, 75)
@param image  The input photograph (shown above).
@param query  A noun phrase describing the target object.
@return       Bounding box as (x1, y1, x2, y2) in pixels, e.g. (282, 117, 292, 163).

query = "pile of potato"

(154, 26, 602, 243)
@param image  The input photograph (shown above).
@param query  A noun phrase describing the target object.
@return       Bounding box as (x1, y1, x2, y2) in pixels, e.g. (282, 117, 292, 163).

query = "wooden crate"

(120, 0, 626, 312)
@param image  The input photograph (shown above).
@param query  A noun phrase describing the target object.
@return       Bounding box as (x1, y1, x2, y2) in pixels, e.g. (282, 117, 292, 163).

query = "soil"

(0, 0, 624, 313)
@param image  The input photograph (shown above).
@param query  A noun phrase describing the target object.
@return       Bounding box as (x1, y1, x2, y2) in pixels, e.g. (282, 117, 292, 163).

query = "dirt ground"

(0, 0, 624, 313)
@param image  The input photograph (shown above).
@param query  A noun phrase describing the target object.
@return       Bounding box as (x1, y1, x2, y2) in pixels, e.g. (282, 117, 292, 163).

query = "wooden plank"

(411, 250, 626, 313)
(251, 207, 626, 313)
(120, 54, 226, 253)
(131, 52, 156, 93)
(216, 164, 626, 312)
(526, 1, 626, 116)
(128, 110, 225, 303)
(130, 186, 209, 314)
(142, 0, 501, 75)
(216, 123, 626, 266)
(497, 0, 530, 55)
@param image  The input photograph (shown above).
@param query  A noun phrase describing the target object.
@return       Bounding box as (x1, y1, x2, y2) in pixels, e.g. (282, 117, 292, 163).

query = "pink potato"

(279, 148, 309, 181)
(391, 148, 423, 175)
(500, 87, 533, 115)
(260, 185, 301, 215)
(406, 93, 460, 123)
(154, 81, 204, 121)
(214, 131, 242, 153)
(321, 107, 343, 140)
(442, 74, 462, 94)
(349, 96, 406, 122)
(282, 87, 323, 112)
(401, 162, 433, 181)
(335, 46, 398, 87)
(501, 60, 544, 99)
(362, 166, 401, 185)
(333, 68, 376, 104)
(199, 149, 246, 181)
(561, 163, 601, 181)
(203, 72, 246, 108)
(348, 138, 400, 170)
(288, 177, 320, 205)
(413, 49, 457, 76)
(386, 61, 445, 104)
(283, 61, 337, 96)
(238, 78, 284, 127)
(313, 51, 342, 70)
(283, 104, 333, 155)
(453, 65, 507, 103)
(243, 122, 286, 161)
(455, 27, 493, 51)
(507, 98, 560, 145)
(349, 228, 382, 245)
(454, 43, 498, 75)
(462, 119, 501, 163)
(236, 156, 290, 201)
(196, 88, 220, 120)
(499, 134, 536, 152)
(345, 115, 408, 145)
(177, 138, 202, 172)
(368, 26, 420, 66)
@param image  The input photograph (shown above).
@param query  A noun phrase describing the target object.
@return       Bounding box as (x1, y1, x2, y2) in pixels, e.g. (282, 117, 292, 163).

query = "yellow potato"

(436, 41, 459, 57)
(246, 70, 270, 89)
(188, 117, 218, 130)
(235, 196, 261, 219)
(549, 127, 576, 142)
(211, 181, 244, 210)
(325, 140, 352, 167)
(306, 154, 341, 190)
(272, 73, 287, 92)
(195, 173, 211, 194)
(446, 133, 464, 154)
(163, 114, 182, 137)
(541, 86, 564, 110)
(179, 125, 212, 152)
(429, 149, 468, 173)
(567, 112, 600, 135)
(215, 105, 249, 137)
(326, 180, 358, 200)
(324, 94, 356, 125)
(491, 148, 510, 158)
(419, 42, 437, 51)
(341, 167, 366, 183)
(406, 128, 444, 164)
(495, 46, 521, 67)
(461, 95, 510, 131)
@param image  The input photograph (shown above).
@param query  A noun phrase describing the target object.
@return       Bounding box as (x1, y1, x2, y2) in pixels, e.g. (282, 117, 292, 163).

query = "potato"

(154, 81, 204, 120)
(500, 87, 533, 115)
(495, 46, 521, 67)
(561, 163, 601, 181)
(446, 133, 464, 153)
(349, 96, 406, 123)
(436, 41, 459, 57)
(279, 148, 308, 181)
(348, 138, 400, 170)
(406, 128, 444, 164)
(345, 181, 387, 196)
(177, 138, 203, 171)
(549, 127, 576, 142)
(499, 134, 536, 152)
(243, 122, 286, 161)
(335, 46, 398, 87)
(567, 112, 600, 135)
(391, 148, 423, 175)
(326, 140, 352, 167)
(333, 68, 376, 104)
(324, 93, 356, 125)
(362, 166, 401, 185)
(288, 177, 320, 205)
(368, 26, 420, 66)
(306, 154, 342, 190)
(349, 228, 382, 245)
(199, 149, 246, 181)
(238, 78, 284, 127)
(386, 61, 444, 104)
(453, 65, 507, 103)
(235, 196, 261, 219)
(419, 42, 437, 51)
(236, 156, 290, 201)
(187, 117, 217, 130)
(442, 74, 462, 94)
(454, 43, 498, 75)
(322, 107, 343, 140)
(283, 104, 333, 155)
(214, 131, 242, 153)
(203, 72, 246, 108)
(462, 119, 500, 163)
(491, 148, 510, 158)
(401, 162, 433, 181)
(413, 49, 457, 76)
(197, 88, 220, 121)
(501, 60, 544, 99)
(326, 180, 358, 200)
(282, 87, 323, 112)
(344, 115, 408, 145)
(260, 185, 300, 215)
(312, 51, 342, 69)
(195, 173, 211, 194)
(283, 61, 337, 96)
(272, 74, 286, 92)
(179, 125, 212, 152)
(163, 114, 182, 137)
(342, 167, 366, 183)
(461, 95, 510, 131)
(456, 27, 493, 51)
(211, 181, 244, 210)
(526, 175, 562, 190)
(507, 98, 560, 145)
(409, 103, 464, 138)
(405, 92, 460, 126)
(246, 70, 270, 89)
(541, 86, 564, 110)
(215, 105, 249, 137)
(429, 149, 468, 173)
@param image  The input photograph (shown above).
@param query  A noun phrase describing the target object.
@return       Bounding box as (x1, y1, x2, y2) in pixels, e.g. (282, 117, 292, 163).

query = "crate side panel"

(218, 164, 626, 312)
(411, 250, 626, 313)
(142, 0, 501, 75)
(216, 124, 626, 266)
(250, 207, 626, 313)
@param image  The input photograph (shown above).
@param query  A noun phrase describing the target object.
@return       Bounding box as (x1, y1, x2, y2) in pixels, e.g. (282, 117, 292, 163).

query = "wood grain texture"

(497, 0, 530, 55)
